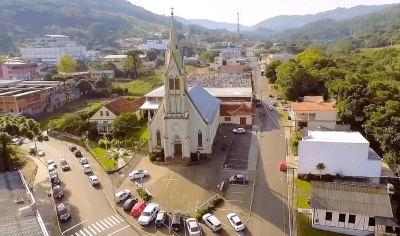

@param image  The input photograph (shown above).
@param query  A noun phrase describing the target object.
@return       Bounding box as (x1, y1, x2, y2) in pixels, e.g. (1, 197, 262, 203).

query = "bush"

(136, 187, 149, 200)
(156, 156, 164, 162)
(149, 154, 157, 162)
(194, 211, 202, 221)
(98, 139, 106, 148)
(125, 139, 132, 148)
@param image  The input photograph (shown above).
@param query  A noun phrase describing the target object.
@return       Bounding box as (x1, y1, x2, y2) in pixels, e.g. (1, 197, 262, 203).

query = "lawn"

(92, 147, 117, 169)
(112, 68, 164, 96)
(124, 118, 149, 140)
(280, 112, 288, 120)
(297, 196, 311, 209)
(296, 179, 311, 191)
(298, 213, 347, 236)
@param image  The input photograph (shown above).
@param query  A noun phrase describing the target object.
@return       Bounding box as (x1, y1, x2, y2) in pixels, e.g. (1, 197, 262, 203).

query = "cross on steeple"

(170, 6, 174, 16)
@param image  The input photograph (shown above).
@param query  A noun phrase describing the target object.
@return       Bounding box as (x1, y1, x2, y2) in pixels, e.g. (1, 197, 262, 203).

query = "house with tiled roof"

(290, 96, 338, 130)
(89, 97, 146, 134)
(220, 65, 245, 78)
(220, 103, 254, 125)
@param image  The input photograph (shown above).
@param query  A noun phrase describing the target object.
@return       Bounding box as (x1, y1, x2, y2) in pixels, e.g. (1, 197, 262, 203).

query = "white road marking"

(91, 224, 101, 233)
(100, 220, 109, 229)
(114, 214, 124, 222)
(62, 219, 89, 233)
(227, 191, 246, 194)
(79, 230, 86, 236)
(107, 216, 117, 225)
(103, 218, 113, 227)
(222, 169, 250, 173)
(216, 208, 243, 212)
(163, 174, 177, 190)
(96, 222, 105, 231)
(130, 224, 156, 235)
(107, 225, 130, 236)
(230, 184, 249, 187)
(84, 228, 92, 236)
(226, 199, 245, 203)
(75, 233, 80, 236)
(87, 226, 97, 235)
(111, 215, 121, 223)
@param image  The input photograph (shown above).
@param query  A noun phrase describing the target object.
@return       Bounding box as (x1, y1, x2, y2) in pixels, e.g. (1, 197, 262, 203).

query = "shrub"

(125, 139, 132, 148)
(149, 154, 157, 162)
(111, 138, 117, 147)
(98, 139, 106, 148)
(194, 211, 202, 221)
(156, 156, 164, 162)
(136, 187, 149, 200)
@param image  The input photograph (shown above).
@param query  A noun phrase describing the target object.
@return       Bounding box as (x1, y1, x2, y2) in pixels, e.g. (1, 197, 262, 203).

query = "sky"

(130, 0, 400, 26)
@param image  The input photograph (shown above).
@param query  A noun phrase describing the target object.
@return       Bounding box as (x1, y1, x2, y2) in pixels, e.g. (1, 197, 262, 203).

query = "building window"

(100, 111, 103, 116)
(156, 130, 161, 146)
(175, 78, 180, 90)
(169, 78, 174, 90)
(339, 213, 346, 223)
(198, 131, 203, 147)
(103, 121, 108, 124)
(106, 111, 109, 116)
(368, 217, 375, 227)
(225, 117, 231, 121)
(348, 214, 356, 224)
(10, 109, 13, 112)
(325, 212, 332, 221)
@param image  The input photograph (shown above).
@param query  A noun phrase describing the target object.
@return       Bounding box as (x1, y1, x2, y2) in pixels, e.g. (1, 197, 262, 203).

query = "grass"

(112, 67, 164, 96)
(280, 112, 288, 120)
(298, 213, 347, 236)
(92, 147, 117, 169)
(297, 196, 311, 209)
(124, 118, 149, 140)
(296, 179, 311, 191)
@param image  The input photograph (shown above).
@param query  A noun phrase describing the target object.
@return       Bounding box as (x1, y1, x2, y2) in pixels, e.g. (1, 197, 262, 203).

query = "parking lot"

(223, 126, 253, 170)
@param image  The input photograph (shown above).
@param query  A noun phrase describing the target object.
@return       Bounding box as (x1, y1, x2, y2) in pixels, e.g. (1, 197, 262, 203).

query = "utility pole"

(237, 12, 240, 40)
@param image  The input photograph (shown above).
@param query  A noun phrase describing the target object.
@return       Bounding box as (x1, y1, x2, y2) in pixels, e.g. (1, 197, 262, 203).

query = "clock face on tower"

(171, 123, 181, 132)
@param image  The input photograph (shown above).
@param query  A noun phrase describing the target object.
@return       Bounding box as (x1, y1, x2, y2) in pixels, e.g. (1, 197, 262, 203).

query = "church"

(148, 11, 221, 165)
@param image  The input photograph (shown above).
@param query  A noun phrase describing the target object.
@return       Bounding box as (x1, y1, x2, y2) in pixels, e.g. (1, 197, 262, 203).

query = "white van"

(202, 213, 222, 232)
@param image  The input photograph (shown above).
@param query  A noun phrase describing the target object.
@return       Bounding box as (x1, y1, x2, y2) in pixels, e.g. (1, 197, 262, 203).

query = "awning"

(140, 101, 160, 110)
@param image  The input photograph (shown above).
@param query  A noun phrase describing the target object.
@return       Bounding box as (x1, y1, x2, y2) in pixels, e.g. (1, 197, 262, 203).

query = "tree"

(146, 50, 157, 61)
(75, 60, 89, 72)
(265, 60, 282, 83)
(94, 74, 109, 89)
(52, 74, 71, 102)
(123, 50, 144, 78)
(200, 50, 220, 63)
(57, 54, 76, 73)
(296, 35, 312, 51)
(76, 79, 93, 95)
(0, 132, 11, 171)
(102, 61, 117, 70)
(112, 111, 138, 137)
(316, 163, 326, 179)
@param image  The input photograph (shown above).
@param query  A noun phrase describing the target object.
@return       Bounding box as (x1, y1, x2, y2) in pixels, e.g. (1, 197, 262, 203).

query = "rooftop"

(311, 181, 393, 218)
(103, 55, 127, 59)
(220, 103, 254, 117)
(303, 96, 324, 103)
(44, 35, 69, 38)
(188, 85, 221, 123)
(220, 65, 245, 74)
(145, 85, 252, 98)
(292, 102, 337, 112)
(105, 97, 146, 115)
(303, 131, 369, 144)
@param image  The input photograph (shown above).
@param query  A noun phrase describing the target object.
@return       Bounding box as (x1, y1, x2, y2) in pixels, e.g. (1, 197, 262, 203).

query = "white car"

(47, 160, 57, 168)
(115, 190, 131, 203)
(186, 218, 201, 236)
(282, 106, 290, 111)
(129, 169, 149, 180)
(79, 157, 88, 165)
(37, 150, 45, 156)
(203, 213, 222, 232)
(138, 203, 160, 225)
(89, 175, 100, 186)
(47, 165, 57, 176)
(233, 128, 245, 134)
(82, 164, 92, 173)
(268, 105, 274, 111)
(227, 213, 245, 231)
(59, 157, 70, 171)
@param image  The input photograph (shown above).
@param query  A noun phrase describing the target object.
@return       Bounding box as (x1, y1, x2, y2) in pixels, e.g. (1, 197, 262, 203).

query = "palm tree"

(316, 163, 326, 180)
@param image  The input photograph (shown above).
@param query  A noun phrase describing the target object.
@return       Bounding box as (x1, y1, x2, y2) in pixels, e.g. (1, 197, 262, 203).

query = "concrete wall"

(297, 141, 381, 177)
(219, 116, 252, 125)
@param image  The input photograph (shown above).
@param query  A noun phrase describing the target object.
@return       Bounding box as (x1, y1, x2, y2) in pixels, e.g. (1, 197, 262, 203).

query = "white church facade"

(148, 13, 221, 165)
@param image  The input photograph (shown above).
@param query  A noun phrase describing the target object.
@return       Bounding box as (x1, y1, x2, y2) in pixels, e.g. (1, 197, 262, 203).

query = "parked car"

(269, 94, 273, 97)
(69, 146, 77, 152)
(255, 99, 262, 107)
(82, 164, 92, 173)
(171, 214, 183, 231)
(268, 105, 273, 111)
(48, 165, 57, 176)
(155, 210, 167, 227)
(233, 128, 246, 134)
(186, 218, 201, 236)
(282, 106, 290, 111)
(12, 138, 22, 145)
(50, 174, 60, 186)
(131, 201, 147, 217)
(227, 213, 245, 231)
(47, 160, 57, 168)
(115, 190, 131, 203)
(276, 94, 283, 100)
(138, 203, 160, 225)
(59, 157, 70, 171)
(37, 150, 45, 156)
(29, 146, 38, 152)
(88, 175, 100, 186)
(229, 174, 249, 184)
(271, 100, 275, 105)
(73, 150, 82, 157)
(123, 198, 138, 212)
(52, 185, 64, 198)
(129, 169, 149, 180)
(279, 161, 287, 171)
(56, 203, 71, 221)
(202, 213, 222, 232)
(43, 135, 49, 141)
(79, 157, 88, 165)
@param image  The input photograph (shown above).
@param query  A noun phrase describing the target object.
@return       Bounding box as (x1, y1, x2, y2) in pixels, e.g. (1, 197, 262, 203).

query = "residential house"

(297, 131, 382, 179)
(88, 70, 115, 80)
(137, 61, 156, 75)
(220, 103, 254, 125)
(102, 55, 127, 62)
(311, 181, 397, 236)
(140, 38, 169, 50)
(1, 61, 39, 80)
(89, 97, 146, 134)
(290, 97, 338, 130)
(220, 65, 246, 78)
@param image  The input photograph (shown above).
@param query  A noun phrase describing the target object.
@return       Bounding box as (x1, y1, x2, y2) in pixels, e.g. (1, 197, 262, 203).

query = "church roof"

(188, 84, 221, 123)
(164, 16, 184, 75)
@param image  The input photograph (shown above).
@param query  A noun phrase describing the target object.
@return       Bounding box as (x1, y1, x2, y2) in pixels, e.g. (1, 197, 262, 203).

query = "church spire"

(165, 7, 184, 75)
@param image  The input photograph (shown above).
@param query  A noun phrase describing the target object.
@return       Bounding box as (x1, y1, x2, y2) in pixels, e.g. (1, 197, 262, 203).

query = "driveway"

(223, 126, 252, 170)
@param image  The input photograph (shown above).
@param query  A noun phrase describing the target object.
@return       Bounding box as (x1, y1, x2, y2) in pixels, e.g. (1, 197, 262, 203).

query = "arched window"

(198, 131, 202, 147)
(156, 130, 161, 146)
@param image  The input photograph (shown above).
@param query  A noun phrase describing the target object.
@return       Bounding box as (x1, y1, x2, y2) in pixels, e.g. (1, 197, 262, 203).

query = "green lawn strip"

(112, 68, 164, 96)
(280, 112, 288, 120)
(298, 213, 347, 236)
(296, 179, 311, 191)
(297, 196, 311, 209)
(92, 147, 117, 169)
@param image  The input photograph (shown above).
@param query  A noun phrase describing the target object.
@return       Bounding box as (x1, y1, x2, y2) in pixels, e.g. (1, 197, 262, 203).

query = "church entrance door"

(173, 136, 183, 158)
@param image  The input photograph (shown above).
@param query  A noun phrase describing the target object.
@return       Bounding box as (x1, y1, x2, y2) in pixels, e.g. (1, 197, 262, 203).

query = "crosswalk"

(70, 214, 126, 236)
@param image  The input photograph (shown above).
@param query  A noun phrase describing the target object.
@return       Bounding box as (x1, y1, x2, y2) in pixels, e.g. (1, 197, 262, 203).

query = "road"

(22, 139, 140, 236)
(246, 52, 290, 236)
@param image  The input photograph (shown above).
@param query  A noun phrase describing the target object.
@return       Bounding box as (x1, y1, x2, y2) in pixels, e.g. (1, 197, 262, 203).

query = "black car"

(73, 150, 82, 157)
(43, 135, 49, 141)
(69, 146, 77, 152)
(229, 174, 249, 184)
(123, 198, 138, 211)
(50, 175, 60, 186)
(171, 215, 183, 231)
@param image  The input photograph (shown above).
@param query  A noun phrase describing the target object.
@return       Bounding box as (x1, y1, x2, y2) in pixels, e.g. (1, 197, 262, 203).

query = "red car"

(130, 201, 146, 217)
(279, 161, 287, 171)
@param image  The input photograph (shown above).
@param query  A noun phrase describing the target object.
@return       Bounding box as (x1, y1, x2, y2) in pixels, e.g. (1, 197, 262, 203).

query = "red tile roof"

(220, 103, 254, 116)
(220, 65, 245, 74)
(303, 96, 324, 103)
(105, 97, 146, 115)
(292, 102, 337, 112)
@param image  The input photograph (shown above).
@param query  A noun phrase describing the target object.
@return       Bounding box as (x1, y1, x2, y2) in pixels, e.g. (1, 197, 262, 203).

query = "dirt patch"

(18, 153, 37, 183)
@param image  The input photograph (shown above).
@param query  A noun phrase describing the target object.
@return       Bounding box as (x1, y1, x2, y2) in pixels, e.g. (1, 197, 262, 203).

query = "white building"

(297, 131, 382, 178)
(20, 47, 86, 64)
(102, 55, 127, 62)
(209, 46, 242, 56)
(35, 35, 72, 47)
(147, 14, 220, 165)
(311, 181, 396, 236)
(140, 38, 169, 51)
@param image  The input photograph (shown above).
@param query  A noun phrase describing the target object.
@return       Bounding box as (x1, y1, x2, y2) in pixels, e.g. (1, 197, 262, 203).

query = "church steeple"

(165, 7, 184, 75)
